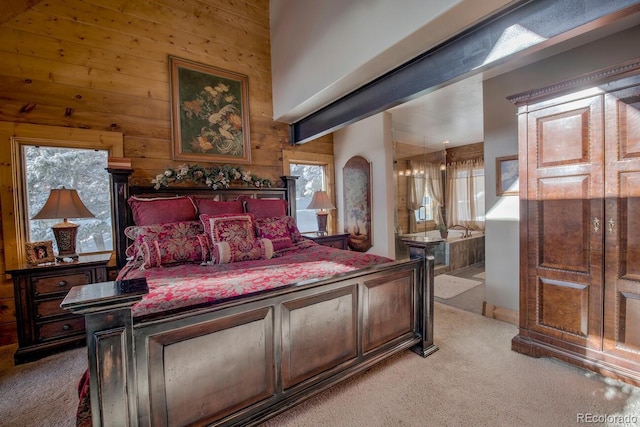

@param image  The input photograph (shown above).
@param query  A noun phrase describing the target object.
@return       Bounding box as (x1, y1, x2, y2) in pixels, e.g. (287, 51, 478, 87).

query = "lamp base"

(316, 212, 329, 236)
(52, 220, 80, 263)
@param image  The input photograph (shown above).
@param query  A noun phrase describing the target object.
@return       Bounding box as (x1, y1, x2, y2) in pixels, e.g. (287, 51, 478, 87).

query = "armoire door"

(603, 82, 640, 362)
(524, 93, 604, 351)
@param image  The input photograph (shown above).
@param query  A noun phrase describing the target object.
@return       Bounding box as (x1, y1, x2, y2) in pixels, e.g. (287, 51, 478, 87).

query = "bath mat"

(434, 275, 482, 299)
(473, 272, 486, 280)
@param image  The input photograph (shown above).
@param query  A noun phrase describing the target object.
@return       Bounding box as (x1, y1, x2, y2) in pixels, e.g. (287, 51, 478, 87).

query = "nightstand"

(301, 232, 350, 250)
(7, 253, 112, 364)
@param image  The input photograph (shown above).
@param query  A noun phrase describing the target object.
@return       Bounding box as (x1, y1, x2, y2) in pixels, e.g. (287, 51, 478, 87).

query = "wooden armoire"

(510, 59, 640, 386)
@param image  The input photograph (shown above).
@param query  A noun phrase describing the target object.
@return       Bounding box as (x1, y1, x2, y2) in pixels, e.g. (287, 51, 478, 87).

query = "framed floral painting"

(343, 155, 372, 252)
(169, 56, 251, 163)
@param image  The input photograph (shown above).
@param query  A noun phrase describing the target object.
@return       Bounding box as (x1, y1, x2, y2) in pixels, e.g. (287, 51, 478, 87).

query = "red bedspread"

(120, 240, 392, 318)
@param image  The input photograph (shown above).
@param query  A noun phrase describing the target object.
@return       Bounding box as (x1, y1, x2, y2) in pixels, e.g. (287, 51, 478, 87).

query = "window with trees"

(282, 150, 335, 234)
(0, 123, 123, 269)
(24, 145, 113, 254)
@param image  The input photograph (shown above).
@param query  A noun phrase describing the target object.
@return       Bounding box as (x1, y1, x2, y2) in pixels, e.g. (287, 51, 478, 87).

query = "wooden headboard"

(108, 169, 298, 271)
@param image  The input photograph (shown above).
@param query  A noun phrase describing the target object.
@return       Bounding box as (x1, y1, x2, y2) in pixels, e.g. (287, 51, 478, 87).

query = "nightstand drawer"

(323, 239, 346, 249)
(33, 272, 91, 296)
(38, 317, 85, 341)
(36, 297, 66, 319)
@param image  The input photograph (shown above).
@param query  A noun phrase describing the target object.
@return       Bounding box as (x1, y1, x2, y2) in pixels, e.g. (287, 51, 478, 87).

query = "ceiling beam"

(290, 0, 640, 144)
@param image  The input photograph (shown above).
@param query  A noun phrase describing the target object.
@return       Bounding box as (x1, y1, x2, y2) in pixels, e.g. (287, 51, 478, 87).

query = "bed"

(62, 169, 438, 426)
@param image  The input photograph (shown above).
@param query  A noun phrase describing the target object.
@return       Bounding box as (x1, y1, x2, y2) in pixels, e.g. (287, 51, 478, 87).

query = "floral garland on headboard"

(152, 164, 272, 190)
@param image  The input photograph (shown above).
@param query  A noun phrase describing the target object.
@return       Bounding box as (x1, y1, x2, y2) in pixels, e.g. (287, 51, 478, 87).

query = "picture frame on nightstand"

(25, 240, 55, 265)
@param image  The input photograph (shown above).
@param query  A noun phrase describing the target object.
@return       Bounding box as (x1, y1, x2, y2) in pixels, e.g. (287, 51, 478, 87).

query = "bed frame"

(62, 169, 438, 426)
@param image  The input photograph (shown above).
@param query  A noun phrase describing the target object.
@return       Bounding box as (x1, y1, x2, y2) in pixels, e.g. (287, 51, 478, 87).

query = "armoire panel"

(537, 109, 590, 167)
(617, 92, 640, 159)
(538, 176, 590, 272)
(619, 172, 640, 280)
(620, 292, 640, 350)
(538, 278, 589, 336)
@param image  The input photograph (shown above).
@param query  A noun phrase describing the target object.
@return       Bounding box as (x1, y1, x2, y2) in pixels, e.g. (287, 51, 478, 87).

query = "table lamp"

(32, 187, 95, 262)
(306, 190, 335, 235)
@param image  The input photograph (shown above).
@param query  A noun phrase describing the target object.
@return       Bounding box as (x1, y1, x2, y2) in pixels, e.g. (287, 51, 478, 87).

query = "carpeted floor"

(1, 302, 639, 426)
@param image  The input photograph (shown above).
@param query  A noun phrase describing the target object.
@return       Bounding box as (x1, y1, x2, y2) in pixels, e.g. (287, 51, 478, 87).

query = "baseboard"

(482, 302, 518, 325)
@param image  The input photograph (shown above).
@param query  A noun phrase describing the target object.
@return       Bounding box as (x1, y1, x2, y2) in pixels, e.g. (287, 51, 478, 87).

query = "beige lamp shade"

(32, 187, 95, 262)
(306, 190, 335, 211)
(307, 191, 335, 235)
(32, 187, 95, 220)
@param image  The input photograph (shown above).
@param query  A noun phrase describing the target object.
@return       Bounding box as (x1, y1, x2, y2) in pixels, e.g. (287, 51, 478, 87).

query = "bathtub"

(397, 229, 485, 273)
(402, 229, 484, 242)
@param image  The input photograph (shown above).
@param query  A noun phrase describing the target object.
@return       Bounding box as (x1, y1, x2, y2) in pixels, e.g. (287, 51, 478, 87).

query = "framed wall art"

(496, 155, 519, 196)
(343, 155, 372, 252)
(169, 56, 251, 163)
(25, 240, 55, 265)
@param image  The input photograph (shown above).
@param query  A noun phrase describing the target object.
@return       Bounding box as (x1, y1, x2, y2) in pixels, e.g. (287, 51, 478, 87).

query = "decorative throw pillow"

(124, 221, 204, 259)
(193, 198, 243, 216)
(200, 213, 256, 246)
(244, 198, 288, 219)
(140, 234, 210, 268)
(254, 216, 294, 251)
(280, 215, 303, 243)
(213, 238, 274, 264)
(128, 196, 197, 225)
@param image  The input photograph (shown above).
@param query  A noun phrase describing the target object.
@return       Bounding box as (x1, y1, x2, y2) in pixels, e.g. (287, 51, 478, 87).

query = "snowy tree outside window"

(24, 145, 113, 254)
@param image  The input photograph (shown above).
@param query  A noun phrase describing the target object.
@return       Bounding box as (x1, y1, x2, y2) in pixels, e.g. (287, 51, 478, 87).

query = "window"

(414, 195, 433, 222)
(289, 163, 328, 233)
(23, 145, 113, 254)
(446, 160, 485, 227)
(282, 150, 335, 234)
(0, 123, 123, 269)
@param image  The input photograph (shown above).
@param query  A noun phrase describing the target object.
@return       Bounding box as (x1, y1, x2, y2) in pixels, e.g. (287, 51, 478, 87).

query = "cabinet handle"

(593, 217, 600, 232)
(608, 218, 615, 233)
(58, 280, 67, 287)
(62, 324, 71, 331)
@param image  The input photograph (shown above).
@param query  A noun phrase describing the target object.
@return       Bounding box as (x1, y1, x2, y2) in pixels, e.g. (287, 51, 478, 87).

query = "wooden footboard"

(62, 255, 437, 426)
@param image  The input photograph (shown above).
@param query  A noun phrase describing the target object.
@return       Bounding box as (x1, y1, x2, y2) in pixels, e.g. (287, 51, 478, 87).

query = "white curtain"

(445, 159, 485, 231)
(407, 160, 444, 231)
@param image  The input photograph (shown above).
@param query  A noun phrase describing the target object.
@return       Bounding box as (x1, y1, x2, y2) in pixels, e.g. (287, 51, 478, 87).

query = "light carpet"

(434, 274, 483, 299)
(2, 303, 640, 426)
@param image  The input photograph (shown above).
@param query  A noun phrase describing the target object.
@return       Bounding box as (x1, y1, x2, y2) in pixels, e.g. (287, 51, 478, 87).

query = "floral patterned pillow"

(281, 215, 303, 243)
(200, 213, 256, 245)
(213, 238, 274, 264)
(124, 221, 204, 259)
(254, 216, 294, 251)
(140, 234, 210, 268)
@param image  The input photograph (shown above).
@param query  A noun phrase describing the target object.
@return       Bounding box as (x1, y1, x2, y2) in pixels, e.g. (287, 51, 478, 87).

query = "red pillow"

(213, 238, 274, 264)
(254, 216, 294, 251)
(200, 213, 256, 246)
(193, 198, 243, 216)
(140, 234, 210, 268)
(244, 198, 288, 219)
(128, 196, 197, 225)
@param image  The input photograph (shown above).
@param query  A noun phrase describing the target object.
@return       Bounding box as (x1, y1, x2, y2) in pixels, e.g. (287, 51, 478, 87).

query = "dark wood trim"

(507, 57, 640, 105)
(290, 0, 640, 144)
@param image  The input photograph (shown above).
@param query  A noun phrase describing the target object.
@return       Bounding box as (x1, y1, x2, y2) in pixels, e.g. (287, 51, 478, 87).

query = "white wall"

(483, 25, 640, 312)
(270, 0, 512, 122)
(334, 112, 395, 258)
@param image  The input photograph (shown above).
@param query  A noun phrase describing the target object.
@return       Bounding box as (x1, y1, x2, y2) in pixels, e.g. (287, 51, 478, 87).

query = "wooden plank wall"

(0, 0, 331, 346)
